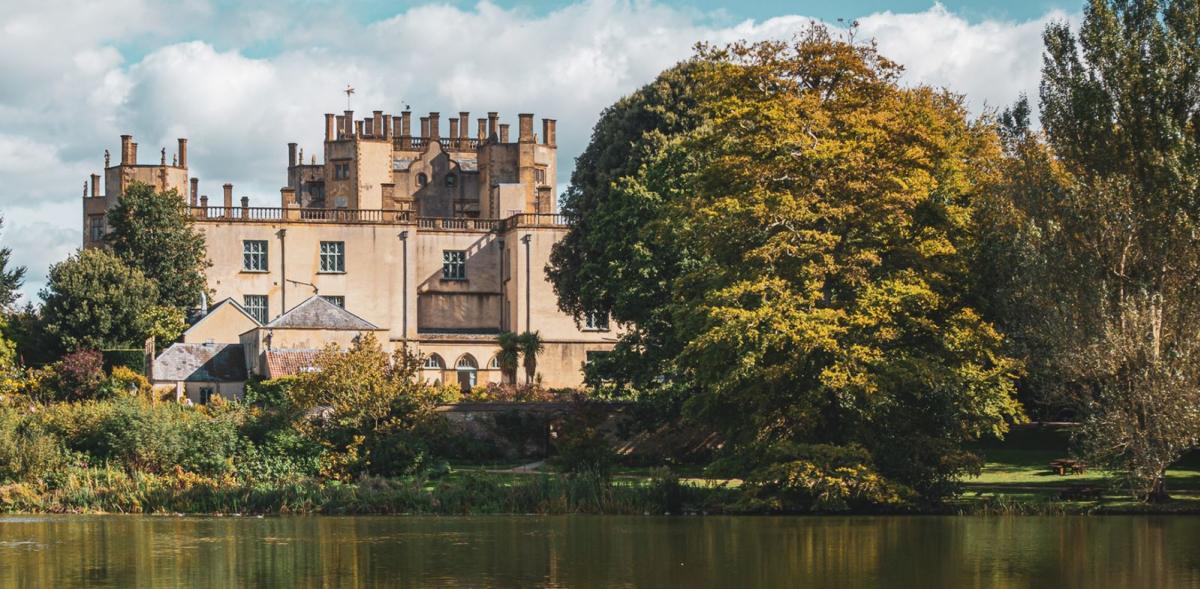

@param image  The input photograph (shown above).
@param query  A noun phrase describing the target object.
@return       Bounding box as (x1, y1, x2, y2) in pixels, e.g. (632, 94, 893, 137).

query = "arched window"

(445, 173, 457, 187)
(417, 173, 428, 187)
(455, 354, 478, 390)
(488, 356, 500, 369)
(423, 353, 444, 369)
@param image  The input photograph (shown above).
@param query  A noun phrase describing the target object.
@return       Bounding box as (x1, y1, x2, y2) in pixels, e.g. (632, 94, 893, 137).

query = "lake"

(0, 514, 1197, 587)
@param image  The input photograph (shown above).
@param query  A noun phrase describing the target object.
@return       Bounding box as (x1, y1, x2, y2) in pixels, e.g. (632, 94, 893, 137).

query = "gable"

(182, 298, 261, 344)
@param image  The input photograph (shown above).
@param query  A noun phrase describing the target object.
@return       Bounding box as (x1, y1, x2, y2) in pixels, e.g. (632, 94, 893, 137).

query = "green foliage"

(47, 350, 107, 402)
(0, 217, 26, 313)
(0, 408, 67, 484)
(549, 26, 1024, 501)
(495, 331, 520, 385)
(517, 331, 544, 385)
(287, 334, 444, 479)
(731, 443, 912, 513)
(550, 404, 617, 482)
(242, 376, 299, 407)
(39, 248, 160, 353)
(105, 182, 210, 310)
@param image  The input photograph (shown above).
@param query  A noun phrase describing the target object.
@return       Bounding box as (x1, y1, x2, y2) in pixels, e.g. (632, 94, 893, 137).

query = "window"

(243, 295, 268, 324)
(456, 355, 478, 390)
(534, 168, 546, 184)
(417, 173, 428, 187)
(445, 173, 457, 187)
(442, 250, 466, 280)
(320, 241, 345, 273)
(320, 295, 344, 308)
(423, 354, 444, 369)
(334, 163, 350, 180)
(88, 215, 105, 242)
(243, 240, 268, 272)
(585, 311, 610, 331)
(488, 356, 500, 369)
(199, 387, 214, 405)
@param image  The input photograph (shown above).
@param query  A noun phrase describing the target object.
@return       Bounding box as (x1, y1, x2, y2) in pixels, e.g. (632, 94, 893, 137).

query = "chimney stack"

(223, 183, 233, 210)
(177, 138, 188, 168)
(477, 118, 487, 141)
(131, 142, 138, 165)
(288, 142, 297, 167)
(542, 119, 556, 146)
(344, 110, 354, 137)
(487, 112, 499, 140)
(120, 135, 133, 165)
(325, 113, 336, 141)
(448, 118, 459, 147)
(420, 117, 429, 138)
(382, 114, 392, 140)
(190, 177, 198, 206)
(499, 124, 510, 143)
(373, 111, 383, 138)
(518, 113, 534, 143)
(459, 112, 469, 141)
(428, 112, 440, 140)
(90, 174, 100, 197)
(400, 111, 411, 138)
(355, 120, 364, 136)
(281, 186, 296, 208)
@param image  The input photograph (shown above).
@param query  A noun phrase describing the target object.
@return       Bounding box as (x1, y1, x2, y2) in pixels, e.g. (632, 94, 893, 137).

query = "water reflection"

(0, 515, 1197, 588)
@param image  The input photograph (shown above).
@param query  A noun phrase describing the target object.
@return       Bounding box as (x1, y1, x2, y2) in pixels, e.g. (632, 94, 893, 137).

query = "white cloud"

(0, 0, 1067, 303)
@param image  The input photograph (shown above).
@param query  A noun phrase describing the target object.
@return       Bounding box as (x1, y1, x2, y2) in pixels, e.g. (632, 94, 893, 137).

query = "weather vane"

(344, 84, 355, 110)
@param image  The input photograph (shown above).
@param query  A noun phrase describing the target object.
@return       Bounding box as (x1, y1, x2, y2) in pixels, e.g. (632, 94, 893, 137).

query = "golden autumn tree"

(551, 25, 1024, 502)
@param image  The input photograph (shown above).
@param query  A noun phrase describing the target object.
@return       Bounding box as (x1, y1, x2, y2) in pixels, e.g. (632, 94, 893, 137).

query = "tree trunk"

(1148, 473, 1170, 503)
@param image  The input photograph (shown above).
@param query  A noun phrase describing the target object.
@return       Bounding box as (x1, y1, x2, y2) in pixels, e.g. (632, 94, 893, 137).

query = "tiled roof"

(266, 296, 380, 331)
(152, 343, 247, 382)
(265, 348, 323, 378)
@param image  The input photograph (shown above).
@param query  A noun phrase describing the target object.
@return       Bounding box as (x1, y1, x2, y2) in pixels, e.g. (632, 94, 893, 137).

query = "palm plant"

(518, 330, 543, 386)
(496, 331, 521, 385)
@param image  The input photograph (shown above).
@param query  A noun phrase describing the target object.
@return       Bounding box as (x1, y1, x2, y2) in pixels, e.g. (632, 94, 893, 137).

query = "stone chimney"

(177, 138, 188, 168)
(499, 124, 510, 143)
(343, 110, 354, 137)
(281, 186, 296, 207)
(400, 111, 412, 139)
(518, 114, 534, 143)
(325, 113, 336, 141)
(428, 112, 440, 140)
(487, 112, 499, 140)
(288, 142, 297, 167)
(190, 177, 198, 206)
(420, 117, 429, 139)
(477, 118, 487, 141)
(120, 135, 134, 165)
(223, 183, 233, 210)
(355, 120, 364, 136)
(373, 111, 383, 138)
(131, 142, 138, 165)
(382, 114, 392, 140)
(542, 119, 556, 146)
(459, 112, 469, 141)
(335, 115, 345, 139)
(448, 118, 459, 147)
(90, 174, 100, 197)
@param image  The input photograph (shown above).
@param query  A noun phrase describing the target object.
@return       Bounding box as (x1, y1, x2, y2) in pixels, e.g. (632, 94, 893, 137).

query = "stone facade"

(84, 109, 614, 389)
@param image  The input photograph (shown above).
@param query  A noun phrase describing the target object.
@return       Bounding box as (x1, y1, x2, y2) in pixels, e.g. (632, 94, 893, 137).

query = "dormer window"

(417, 173, 428, 187)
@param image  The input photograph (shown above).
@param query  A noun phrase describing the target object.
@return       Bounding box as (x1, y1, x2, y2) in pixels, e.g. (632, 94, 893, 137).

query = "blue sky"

(0, 0, 1075, 301)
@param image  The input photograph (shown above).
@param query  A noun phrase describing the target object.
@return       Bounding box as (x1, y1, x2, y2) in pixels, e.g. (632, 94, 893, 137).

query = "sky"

(0, 0, 1076, 303)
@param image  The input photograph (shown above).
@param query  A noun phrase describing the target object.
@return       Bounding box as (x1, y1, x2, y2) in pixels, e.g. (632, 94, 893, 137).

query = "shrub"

(0, 408, 67, 484)
(107, 365, 152, 398)
(732, 443, 912, 513)
(51, 350, 108, 402)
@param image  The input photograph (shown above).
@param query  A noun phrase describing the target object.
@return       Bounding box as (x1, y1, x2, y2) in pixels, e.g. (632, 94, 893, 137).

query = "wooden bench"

(1049, 459, 1087, 476)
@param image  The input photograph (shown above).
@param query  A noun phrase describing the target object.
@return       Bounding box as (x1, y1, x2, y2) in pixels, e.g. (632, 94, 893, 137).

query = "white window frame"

(319, 241, 345, 273)
(243, 240, 268, 272)
(320, 295, 345, 308)
(442, 250, 466, 280)
(243, 295, 268, 324)
(585, 311, 610, 331)
(423, 354, 444, 369)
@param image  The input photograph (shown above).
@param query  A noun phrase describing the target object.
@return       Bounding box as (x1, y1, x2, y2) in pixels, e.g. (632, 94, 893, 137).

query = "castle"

(82, 109, 615, 402)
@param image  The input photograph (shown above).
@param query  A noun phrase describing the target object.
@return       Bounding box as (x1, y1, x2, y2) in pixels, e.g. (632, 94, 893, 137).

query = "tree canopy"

(106, 182, 209, 311)
(549, 26, 1024, 499)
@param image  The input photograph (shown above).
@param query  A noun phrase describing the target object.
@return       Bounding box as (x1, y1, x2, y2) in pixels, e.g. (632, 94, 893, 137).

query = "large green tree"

(39, 248, 169, 352)
(0, 217, 26, 312)
(550, 27, 1024, 500)
(106, 182, 209, 310)
(984, 0, 1200, 501)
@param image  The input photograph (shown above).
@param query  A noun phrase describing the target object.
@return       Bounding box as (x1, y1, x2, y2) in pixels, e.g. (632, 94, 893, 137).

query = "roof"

(266, 296, 380, 331)
(182, 297, 261, 340)
(264, 348, 323, 378)
(152, 343, 247, 382)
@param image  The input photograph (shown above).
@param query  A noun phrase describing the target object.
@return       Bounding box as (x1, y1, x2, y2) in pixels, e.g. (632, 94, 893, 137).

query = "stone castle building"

(82, 109, 615, 402)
